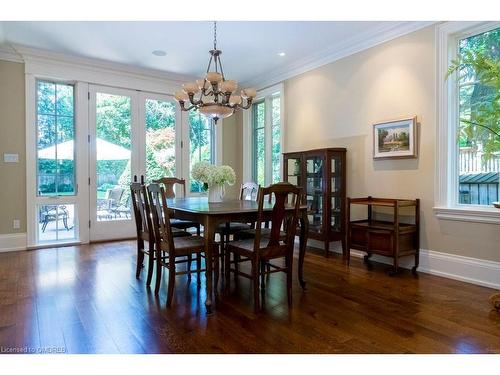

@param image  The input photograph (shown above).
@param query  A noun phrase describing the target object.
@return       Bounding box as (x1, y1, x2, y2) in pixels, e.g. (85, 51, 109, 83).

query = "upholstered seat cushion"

(236, 227, 286, 240)
(172, 228, 192, 237)
(226, 238, 288, 259)
(160, 235, 219, 257)
(216, 222, 253, 234)
(170, 218, 200, 230)
(160, 235, 205, 254)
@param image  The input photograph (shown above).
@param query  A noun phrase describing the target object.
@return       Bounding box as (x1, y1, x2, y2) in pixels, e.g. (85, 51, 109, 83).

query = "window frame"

(243, 82, 284, 186)
(434, 21, 500, 224)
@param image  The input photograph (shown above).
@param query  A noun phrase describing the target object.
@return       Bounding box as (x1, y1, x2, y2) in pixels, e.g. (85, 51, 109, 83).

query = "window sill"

(433, 206, 500, 225)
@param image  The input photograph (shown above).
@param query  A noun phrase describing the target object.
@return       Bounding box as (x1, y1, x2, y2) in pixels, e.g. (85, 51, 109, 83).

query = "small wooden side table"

(346, 196, 420, 275)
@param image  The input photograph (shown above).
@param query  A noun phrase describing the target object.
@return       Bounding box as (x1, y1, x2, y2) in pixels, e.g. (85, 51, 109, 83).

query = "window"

(189, 110, 215, 193)
(251, 90, 282, 186)
(456, 27, 499, 206)
(252, 100, 266, 185)
(435, 22, 500, 224)
(36, 80, 75, 196)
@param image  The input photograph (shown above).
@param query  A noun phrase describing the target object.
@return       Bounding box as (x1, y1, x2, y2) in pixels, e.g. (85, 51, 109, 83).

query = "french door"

(88, 85, 181, 241)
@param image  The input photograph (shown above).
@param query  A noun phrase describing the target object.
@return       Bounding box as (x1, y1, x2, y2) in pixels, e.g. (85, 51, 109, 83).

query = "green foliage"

(96, 93, 131, 148)
(447, 27, 500, 159)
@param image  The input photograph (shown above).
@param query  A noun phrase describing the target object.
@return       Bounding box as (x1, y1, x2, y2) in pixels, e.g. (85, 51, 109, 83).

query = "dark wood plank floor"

(0, 240, 498, 354)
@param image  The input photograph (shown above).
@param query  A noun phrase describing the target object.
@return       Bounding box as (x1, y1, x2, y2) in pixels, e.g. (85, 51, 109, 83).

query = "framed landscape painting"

(373, 117, 417, 159)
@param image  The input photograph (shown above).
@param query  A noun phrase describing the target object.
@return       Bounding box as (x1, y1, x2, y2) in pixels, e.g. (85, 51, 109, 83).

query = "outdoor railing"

(459, 149, 500, 174)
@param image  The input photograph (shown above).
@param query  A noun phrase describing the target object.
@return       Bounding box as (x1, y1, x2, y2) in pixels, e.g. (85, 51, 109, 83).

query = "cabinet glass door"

(331, 155, 342, 232)
(306, 156, 324, 233)
(286, 157, 302, 186)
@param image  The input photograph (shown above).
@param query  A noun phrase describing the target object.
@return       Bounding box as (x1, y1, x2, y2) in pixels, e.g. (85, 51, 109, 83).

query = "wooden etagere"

(346, 196, 420, 275)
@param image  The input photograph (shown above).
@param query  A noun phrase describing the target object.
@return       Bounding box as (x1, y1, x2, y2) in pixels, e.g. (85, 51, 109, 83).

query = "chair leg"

(260, 260, 266, 291)
(224, 248, 231, 295)
(136, 239, 144, 279)
(220, 232, 225, 275)
(155, 250, 163, 296)
(252, 258, 260, 313)
(196, 252, 202, 286)
(146, 242, 154, 286)
(166, 259, 176, 307)
(234, 254, 240, 288)
(213, 246, 219, 296)
(286, 255, 293, 307)
(187, 254, 192, 282)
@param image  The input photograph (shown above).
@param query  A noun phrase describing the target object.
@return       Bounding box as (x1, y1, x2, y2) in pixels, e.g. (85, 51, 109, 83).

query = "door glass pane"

(36, 81, 75, 196)
(95, 93, 131, 221)
(306, 157, 323, 233)
(271, 95, 281, 183)
(189, 110, 214, 193)
(38, 204, 76, 242)
(145, 99, 176, 183)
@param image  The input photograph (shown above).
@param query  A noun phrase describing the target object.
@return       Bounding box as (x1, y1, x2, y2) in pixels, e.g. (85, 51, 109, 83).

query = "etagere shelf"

(346, 196, 420, 275)
(283, 148, 347, 257)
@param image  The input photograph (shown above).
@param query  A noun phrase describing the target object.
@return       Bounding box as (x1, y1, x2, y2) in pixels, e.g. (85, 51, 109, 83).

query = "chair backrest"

(147, 183, 175, 254)
(130, 183, 152, 240)
(253, 182, 302, 254)
(240, 182, 260, 201)
(108, 187, 124, 202)
(153, 177, 187, 199)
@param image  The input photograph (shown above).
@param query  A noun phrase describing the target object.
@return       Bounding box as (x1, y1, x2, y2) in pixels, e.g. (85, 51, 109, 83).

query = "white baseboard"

(307, 239, 500, 290)
(0, 233, 27, 253)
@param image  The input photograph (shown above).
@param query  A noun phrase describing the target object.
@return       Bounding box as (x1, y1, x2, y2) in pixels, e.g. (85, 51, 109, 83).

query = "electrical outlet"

(13, 219, 20, 229)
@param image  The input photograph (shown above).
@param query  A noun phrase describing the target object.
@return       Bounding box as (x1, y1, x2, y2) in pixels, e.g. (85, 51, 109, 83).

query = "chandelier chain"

(213, 21, 217, 50)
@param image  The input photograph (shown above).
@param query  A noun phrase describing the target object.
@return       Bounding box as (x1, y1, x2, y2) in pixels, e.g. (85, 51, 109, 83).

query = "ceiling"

(0, 21, 430, 86)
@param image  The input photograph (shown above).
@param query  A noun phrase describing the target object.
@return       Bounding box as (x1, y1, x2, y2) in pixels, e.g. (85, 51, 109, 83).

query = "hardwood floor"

(0, 240, 498, 354)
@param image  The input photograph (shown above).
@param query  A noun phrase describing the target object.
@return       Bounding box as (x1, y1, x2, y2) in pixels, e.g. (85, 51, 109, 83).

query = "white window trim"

(434, 21, 500, 225)
(242, 82, 284, 185)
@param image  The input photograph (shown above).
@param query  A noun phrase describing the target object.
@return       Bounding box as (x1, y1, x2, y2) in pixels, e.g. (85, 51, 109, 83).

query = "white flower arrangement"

(192, 161, 236, 189)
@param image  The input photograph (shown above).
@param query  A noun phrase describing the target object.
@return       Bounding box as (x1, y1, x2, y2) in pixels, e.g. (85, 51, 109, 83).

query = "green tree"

(448, 27, 500, 159)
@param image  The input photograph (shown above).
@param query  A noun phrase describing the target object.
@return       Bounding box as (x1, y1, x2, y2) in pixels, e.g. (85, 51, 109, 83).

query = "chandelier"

(174, 21, 257, 123)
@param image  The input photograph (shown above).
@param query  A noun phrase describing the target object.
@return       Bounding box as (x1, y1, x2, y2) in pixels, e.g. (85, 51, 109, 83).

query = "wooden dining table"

(167, 197, 309, 314)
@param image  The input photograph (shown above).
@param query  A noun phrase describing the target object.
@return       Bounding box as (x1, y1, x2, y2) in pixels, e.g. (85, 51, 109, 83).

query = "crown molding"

(242, 21, 437, 90)
(0, 43, 23, 63)
(11, 43, 195, 83)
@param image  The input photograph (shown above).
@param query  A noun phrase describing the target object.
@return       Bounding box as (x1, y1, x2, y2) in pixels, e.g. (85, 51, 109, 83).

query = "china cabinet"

(283, 148, 347, 257)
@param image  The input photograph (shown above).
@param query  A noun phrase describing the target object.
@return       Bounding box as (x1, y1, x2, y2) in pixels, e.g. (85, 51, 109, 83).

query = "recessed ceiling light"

(278, 52, 286, 57)
(152, 50, 167, 57)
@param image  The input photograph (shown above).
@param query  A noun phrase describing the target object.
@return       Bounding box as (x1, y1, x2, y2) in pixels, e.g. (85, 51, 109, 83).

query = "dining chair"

(224, 182, 302, 312)
(154, 177, 201, 236)
(130, 182, 190, 288)
(147, 183, 219, 305)
(215, 182, 259, 274)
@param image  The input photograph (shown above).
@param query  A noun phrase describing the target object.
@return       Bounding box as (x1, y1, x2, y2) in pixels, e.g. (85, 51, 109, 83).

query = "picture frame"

(373, 116, 417, 160)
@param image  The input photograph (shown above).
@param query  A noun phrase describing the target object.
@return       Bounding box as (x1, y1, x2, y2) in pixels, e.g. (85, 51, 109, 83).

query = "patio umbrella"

(38, 138, 131, 160)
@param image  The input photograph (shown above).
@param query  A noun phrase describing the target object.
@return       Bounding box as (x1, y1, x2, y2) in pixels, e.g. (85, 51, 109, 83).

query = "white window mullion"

(264, 95, 273, 186)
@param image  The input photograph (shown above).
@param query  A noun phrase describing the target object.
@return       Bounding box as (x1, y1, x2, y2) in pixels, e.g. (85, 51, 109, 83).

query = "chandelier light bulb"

(206, 72, 223, 84)
(219, 80, 238, 94)
(182, 82, 200, 94)
(241, 88, 257, 99)
(174, 90, 189, 102)
(229, 95, 242, 105)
